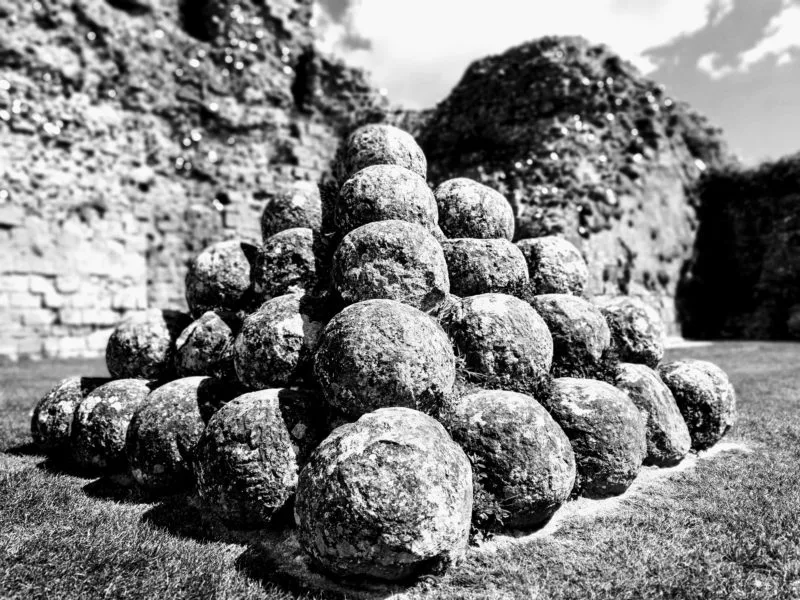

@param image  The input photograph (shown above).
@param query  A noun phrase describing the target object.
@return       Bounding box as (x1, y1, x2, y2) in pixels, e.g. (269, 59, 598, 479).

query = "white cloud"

(738, 2, 800, 71)
(697, 52, 735, 79)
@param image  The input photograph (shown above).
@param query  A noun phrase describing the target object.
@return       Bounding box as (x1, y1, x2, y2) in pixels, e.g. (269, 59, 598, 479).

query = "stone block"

(21, 309, 57, 327)
(111, 287, 147, 310)
(55, 275, 81, 294)
(0, 275, 31, 292)
(29, 275, 55, 295)
(9, 292, 42, 309)
(59, 308, 85, 326)
(17, 336, 44, 357)
(43, 290, 66, 308)
(87, 328, 113, 353)
(89, 309, 120, 327)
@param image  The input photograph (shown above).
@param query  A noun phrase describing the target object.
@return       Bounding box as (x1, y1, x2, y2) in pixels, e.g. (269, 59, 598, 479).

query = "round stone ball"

(615, 363, 691, 466)
(72, 379, 156, 473)
(449, 390, 575, 528)
(106, 309, 191, 381)
(434, 178, 514, 240)
(658, 359, 737, 451)
(548, 378, 646, 497)
(339, 123, 427, 182)
(30, 376, 110, 453)
(332, 220, 450, 312)
(448, 293, 553, 391)
(260, 181, 322, 239)
(234, 293, 325, 390)
(595, 296, 665, 368)
(295, 407, 472, 581)
(314, 299, 456, 419)
(442, 238, 529, 297)
(531, 294, 612, 377)
(254, 227, 317, 301)
(516, 236, 589, 296)
(335, 164, 438, 236)
(194, 390, 298, 527)
(174, 311, 237, 381)
(185, 239, 259, 317)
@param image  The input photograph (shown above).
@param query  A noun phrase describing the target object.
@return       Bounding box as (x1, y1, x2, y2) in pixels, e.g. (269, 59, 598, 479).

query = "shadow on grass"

(35, 457, 99, 479)
(4, 442, 43, 457)
(83, 475, 157, 505)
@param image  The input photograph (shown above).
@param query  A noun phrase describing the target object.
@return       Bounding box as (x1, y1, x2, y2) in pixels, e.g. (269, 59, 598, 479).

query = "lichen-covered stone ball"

(30, 376, 110, 453)
(260, 181, 322, 239)
(615, 363, 691, 466)
(295, 407, 472, 581)
(175, 311, 237, 381)
(434, 178, 514, 240)
(106, 309, 191, 381)
(234, 293, 325, 390)
(448, 390, 575, 528)
(254, 227, 318, 301)
(335, 164, 438, 236)
(447, 293, 553, 391)
(314, 299, 456, 419)
(442, 238, 529, 297)
(72, 379, 155, 473)
(339, 123, 427, 182)
(658, 359, 737, 451)
(531, 294, 612, 377)
(332, 220, 449, 312)
(548, 378, 646, 497)
(595, 296, 665, 368)
(516, 236, 589, 296)
(185, 239, 259, 317)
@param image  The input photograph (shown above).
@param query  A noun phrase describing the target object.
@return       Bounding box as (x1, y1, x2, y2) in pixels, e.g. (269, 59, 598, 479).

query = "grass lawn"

(1, 342, 799, 599)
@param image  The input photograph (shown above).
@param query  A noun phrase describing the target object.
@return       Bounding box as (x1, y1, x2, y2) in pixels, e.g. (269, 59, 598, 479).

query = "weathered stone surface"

(442, 239, 528, 297)
(448, 390, 575, 527)
(30, 376, 110, 453)
(516, 236, 589, 296)
(314, 299, 455, 418)
(332, 220, 449, 312)
(295, 407, 472, 581)
(260, 181, 323, 239)
(175, 311, 237, 381)
(658, 359, 736, 450)
(596, 296, 665, 367)
(338, 124, 428, 182)
(72, 379, 155, 473)
(105, 309, 191, 380)
(615, 363, 691, 466)
(434, 178, 514, 240)
(185, 240, 259, 317)
(254, 228, 317, 300)
(548, 378, 646, 497)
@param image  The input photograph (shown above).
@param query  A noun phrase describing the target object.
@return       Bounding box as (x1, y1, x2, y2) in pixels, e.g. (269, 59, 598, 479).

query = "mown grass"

(1, 343, 799, 599)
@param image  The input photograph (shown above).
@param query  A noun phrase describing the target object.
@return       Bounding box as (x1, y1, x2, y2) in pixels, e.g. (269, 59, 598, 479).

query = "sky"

(315, 0, 800, 165)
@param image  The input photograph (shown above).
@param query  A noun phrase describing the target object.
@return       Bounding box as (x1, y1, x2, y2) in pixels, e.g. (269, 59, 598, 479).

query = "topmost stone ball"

(185, 239, 259, 318)
(340, 124, 427, 182)
(434, 178, 515, 240)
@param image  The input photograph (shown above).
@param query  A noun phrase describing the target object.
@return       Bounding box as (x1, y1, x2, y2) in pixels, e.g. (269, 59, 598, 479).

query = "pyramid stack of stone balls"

(30, 124, 737, 583)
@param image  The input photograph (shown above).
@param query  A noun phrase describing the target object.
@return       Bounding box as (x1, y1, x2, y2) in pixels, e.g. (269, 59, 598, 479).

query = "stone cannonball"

(254, 227, 317, 300)
(442, 238, 529, 297)
(105, 309, 191, 381)
(295, 407, 472, 581)
(260, 181, 322, 240)
(332, 220, 450, 312)
(434, 178, 515, 240)
(185, 239, 259, 317)
(339, 123, 427, 182)
(595, 296, 665, 368)
(175, 311, 237, 381)
(615, 363, 691, 466)
(548, 378, 646, 497)
(516, 236, 589, 296)
(30, 376, 110, 453)
(314, 299, 456, 419)
(448, 390, 575, 528)
(658, 359, 737, 451)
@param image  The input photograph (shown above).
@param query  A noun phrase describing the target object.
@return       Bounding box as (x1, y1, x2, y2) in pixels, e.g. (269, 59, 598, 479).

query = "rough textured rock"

(434, 178, 514, 240)
(615, 363, 691, 466)
(72, 378, 155, 472)
(254, 228, 317, 300)
(338, 123, 428, 183)
(314, 299, 455, 418)
(531, 294, 612, 377)
(260, 181, 323, 239)
(595, 296, 665, 367)
(548, 378, 646, 497)
(295, 407, 472, 581)
(516, 236, 589, 296)
(448, 390, 575, 527)
(185, 240, 259, 317)
(658, 359, 736, 450)
(105, 308, 191, 380)
(442, 239, 529, 297)
(332, 220, 449, 311)
(174, 311, 237, 381)
(30, 376, 110, 453)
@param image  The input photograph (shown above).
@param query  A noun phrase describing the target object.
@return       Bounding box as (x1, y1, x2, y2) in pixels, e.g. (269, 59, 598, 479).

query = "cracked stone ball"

(442, 238, 529, 297)
(260, 181, 322, 239)
(548, 378, 646, 498)
(448, 390, 575, 528)
(31, 376, 110, 454)
(72, 379, 156, 473)
(254, 227, 318, 300)
(434, 178, 514, 240)
(105, 308, 191, 381)
(314, 299, 456, 419)
(185, 239, 259, 317)
(595, 296, 665, 368)
(658, 359, 737, 451)
(516, 236, 589, 296)
(339, 123, 427, 182)
(333, 220, 449, 312)
(174, 311, 237, 381)
(615, 363, 691, 466)
(295, 407, 472, 581)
